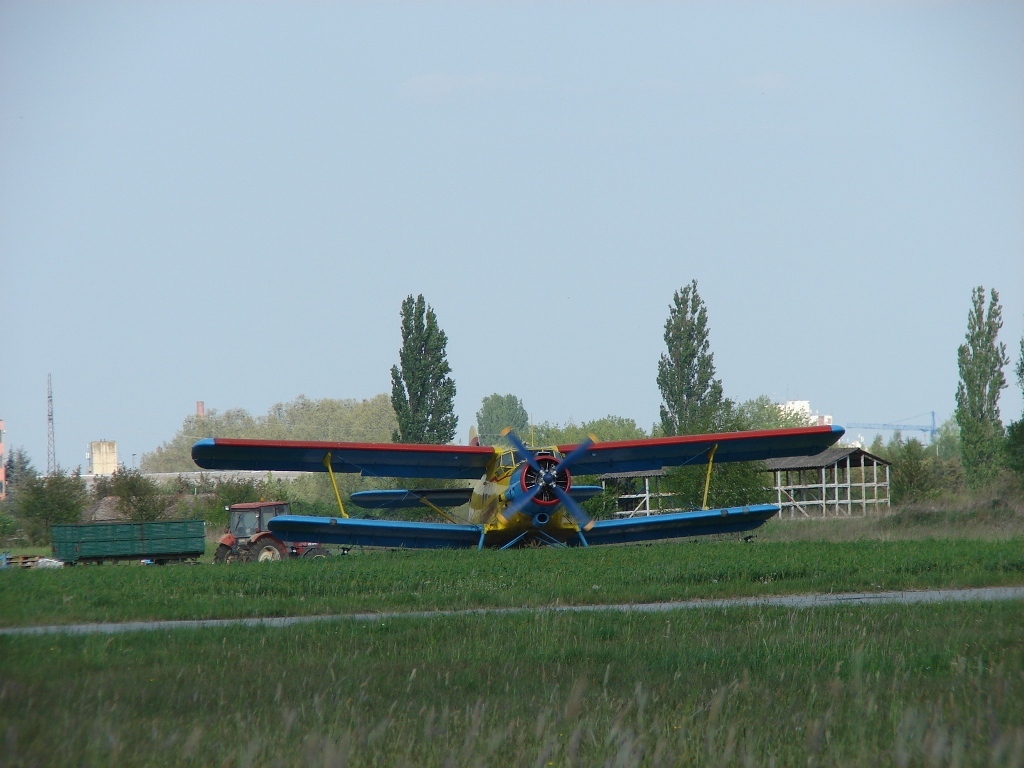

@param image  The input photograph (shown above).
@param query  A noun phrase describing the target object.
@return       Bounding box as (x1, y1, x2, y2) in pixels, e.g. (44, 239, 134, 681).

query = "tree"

(476, 394, 529, 446)
(14, 469, 88, 543)
(390, 294, 458, 444)
(886, 435, 935, 504)
(955, 286, 1009, 487)
(110, 467, 166, 522)
(657, 281, 728, 437)
(655, 285, 787, 508)
(141, 394, 398, 472)
(531, 416, 648, 447)
(733, 396, 814, 431)
(3, 448, 37, 495)
(1006, 327, 1024, 476)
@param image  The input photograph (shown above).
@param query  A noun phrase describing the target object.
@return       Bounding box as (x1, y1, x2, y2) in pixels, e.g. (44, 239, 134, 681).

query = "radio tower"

(47, 374, 56, 474)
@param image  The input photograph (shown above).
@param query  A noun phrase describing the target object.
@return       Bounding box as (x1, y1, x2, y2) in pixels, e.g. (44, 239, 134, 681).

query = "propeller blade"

(554, 485, 595, 532)
(501, 427, 543, 473)
(497, 484, 541, 523)
(556, 434, 597, 472)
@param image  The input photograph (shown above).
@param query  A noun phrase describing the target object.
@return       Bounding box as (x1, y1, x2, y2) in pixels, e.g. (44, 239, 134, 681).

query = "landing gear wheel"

(214, 544, 231, 564)
(302, 547, 330, 560)
(249, 539, 286, 563)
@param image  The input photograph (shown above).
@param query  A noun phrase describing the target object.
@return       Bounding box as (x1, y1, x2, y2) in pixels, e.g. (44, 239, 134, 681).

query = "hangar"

(601, 446, 891, 519)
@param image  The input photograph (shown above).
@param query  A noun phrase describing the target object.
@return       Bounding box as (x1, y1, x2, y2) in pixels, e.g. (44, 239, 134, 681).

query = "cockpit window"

(500, 452, 515, 468)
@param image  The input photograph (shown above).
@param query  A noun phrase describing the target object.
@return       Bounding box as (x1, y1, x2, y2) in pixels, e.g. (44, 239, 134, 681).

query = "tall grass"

(1, 601, 1022, 766)
(760, 485, 1024, 543)
(2, 538, 1024, 627)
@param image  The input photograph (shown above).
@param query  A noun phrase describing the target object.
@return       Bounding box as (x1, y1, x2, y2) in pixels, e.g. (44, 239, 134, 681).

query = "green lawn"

(2, 537, 1023, 627)
(2, 600, 1021, 766)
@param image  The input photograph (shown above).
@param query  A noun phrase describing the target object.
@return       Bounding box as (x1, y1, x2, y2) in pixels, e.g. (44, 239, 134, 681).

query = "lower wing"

(268, 515, 483, 549)
(349, 485, 603, 510)
(581, 504, 778, 546)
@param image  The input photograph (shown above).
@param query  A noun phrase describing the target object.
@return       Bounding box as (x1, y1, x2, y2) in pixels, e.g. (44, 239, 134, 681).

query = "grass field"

(759, 503, 1024, 543)
(3, 512, 1024, 766)
(2, 537, 1024, 627)
(2, 600, 1022, 766)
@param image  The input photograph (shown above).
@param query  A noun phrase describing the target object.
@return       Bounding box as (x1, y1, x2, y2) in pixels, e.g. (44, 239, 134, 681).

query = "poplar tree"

(390, 294, 458, 444)
(955, 286, 1009, 487)
(657, 280, 728, 436)
(656, 283, 773, 508)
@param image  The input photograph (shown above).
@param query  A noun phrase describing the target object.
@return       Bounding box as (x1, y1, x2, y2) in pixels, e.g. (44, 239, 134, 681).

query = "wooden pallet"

(1, 554, 40, 569)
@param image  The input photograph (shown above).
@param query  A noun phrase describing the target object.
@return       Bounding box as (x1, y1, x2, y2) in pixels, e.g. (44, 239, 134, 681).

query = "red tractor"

(214, 501, 329, 563)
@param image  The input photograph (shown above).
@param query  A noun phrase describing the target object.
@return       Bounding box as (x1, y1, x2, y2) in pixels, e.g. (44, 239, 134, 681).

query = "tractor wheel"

(213, 544, 231, 564)
(302, 547, 330, 560)
(249, 539, 286, 563)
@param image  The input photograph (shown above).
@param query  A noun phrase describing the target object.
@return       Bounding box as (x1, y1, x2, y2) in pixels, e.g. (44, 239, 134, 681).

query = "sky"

(1, 1, 1022, 471)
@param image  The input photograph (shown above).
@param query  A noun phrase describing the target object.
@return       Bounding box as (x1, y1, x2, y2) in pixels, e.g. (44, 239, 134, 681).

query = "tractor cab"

(228, 501, 289, 538)
(214, 501, 328, 563)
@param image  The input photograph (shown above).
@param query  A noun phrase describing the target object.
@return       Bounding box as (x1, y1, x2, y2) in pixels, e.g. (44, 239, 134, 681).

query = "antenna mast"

(47, 374, 55, 474)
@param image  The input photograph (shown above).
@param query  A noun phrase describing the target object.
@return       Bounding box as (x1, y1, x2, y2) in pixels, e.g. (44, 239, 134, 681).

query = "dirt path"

(3, 586, 1022, 637)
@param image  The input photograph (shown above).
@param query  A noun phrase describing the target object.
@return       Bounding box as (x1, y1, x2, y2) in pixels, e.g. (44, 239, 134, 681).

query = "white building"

(86, 441, 118, 476)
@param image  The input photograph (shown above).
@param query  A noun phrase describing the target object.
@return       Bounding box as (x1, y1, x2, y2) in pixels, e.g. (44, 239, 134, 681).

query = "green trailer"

(51, 519, 206, 565)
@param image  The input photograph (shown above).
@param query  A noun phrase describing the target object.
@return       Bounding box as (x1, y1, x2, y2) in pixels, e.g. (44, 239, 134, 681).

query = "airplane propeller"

(499, 427, 597, 532)
(553, 485, 596, 533)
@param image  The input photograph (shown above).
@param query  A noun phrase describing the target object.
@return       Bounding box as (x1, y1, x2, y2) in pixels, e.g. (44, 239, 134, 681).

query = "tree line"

(3, 284, 1021, 542)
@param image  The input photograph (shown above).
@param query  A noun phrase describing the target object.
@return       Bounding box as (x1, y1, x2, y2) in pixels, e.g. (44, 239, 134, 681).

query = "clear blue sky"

(1, 1, 1022, 470)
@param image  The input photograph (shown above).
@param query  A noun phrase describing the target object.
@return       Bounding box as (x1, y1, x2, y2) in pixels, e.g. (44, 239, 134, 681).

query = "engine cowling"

(520, 454, 571, 506)
(503, 453, 572, 516)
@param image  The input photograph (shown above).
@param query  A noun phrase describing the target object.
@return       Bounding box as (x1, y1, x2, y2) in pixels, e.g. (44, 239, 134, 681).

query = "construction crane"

(847, 412, 937, 443)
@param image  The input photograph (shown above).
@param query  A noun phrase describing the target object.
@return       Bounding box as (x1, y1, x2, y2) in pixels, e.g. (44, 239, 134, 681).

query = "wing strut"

(702, 443, 719, 510)
(416, 495, 462, 525)
(323, 452, 349, 518)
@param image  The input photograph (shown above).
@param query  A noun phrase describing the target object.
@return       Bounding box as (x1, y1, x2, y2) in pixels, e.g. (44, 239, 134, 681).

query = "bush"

(13, 469, 88, 544)
(109, 468, 166, 521)
(0, 510, 19, 538)
(1006, 419, 1024, 476)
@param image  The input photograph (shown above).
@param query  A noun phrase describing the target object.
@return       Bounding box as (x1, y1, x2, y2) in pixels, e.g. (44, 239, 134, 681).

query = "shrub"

(13, 469, 88, 544)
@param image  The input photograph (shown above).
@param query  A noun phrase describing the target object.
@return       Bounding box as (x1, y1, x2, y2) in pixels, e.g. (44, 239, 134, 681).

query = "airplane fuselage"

(466, 447, 584, 546)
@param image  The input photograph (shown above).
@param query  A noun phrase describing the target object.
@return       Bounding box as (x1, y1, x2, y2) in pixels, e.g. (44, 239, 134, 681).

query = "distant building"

(784, 400, 832, 427)
(86, 441, 118, 476)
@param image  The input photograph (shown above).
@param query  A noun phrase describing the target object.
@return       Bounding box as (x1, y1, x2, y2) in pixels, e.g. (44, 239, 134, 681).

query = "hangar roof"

(763, 446, 890, 471)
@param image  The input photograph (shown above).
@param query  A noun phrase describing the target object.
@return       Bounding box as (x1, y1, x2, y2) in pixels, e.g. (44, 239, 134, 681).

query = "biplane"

(191, 424, 844, 549)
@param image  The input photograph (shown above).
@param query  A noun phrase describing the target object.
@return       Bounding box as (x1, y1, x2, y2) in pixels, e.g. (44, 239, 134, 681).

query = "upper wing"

(582, 504, 779, 545)
(559, 425, 844, 476)
(191, 438, 495, 480)
(268, 515, 483, 549)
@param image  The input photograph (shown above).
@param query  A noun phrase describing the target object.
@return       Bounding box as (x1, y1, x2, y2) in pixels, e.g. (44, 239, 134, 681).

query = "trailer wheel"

(302, 547, 330, 560)
(214, 544, 231, 564)
(249, 539, 286, 563)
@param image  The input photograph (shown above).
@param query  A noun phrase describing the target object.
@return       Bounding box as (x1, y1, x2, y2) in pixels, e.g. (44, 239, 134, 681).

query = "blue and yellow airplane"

(191, 424, 843, 549)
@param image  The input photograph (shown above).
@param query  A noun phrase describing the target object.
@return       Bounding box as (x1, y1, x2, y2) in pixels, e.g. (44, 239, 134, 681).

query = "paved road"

(3, 586, 1022, 637)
